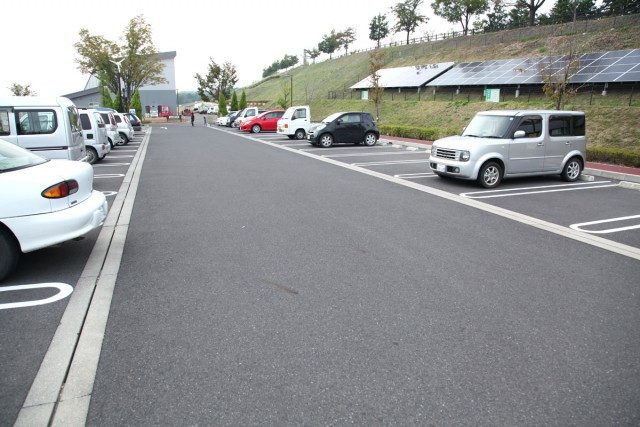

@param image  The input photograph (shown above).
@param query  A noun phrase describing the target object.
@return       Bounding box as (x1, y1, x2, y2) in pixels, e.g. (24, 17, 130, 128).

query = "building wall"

(139, 89, 177, 115)
(140, 58, 176, 91)
(69, 91, 102, 108)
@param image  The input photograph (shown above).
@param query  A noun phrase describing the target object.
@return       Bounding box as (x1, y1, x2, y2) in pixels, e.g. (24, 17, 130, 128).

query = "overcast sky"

(1, 0, 555, 98)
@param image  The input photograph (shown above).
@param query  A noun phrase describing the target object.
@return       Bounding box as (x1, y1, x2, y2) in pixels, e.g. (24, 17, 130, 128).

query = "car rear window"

(0, 111, 9, 135)
(572, 115, 585, 136)
(0, 139, 47, 172)
(114, 115, 122, 123)
(80, 113, 92, 130)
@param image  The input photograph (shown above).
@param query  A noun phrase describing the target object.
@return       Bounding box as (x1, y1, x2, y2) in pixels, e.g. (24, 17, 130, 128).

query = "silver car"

(428, 110, 587, 188)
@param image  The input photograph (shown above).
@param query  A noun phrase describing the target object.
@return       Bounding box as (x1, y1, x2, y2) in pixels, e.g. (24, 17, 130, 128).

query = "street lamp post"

(283, 74, 293, 108)
(110, 58, 124, 111)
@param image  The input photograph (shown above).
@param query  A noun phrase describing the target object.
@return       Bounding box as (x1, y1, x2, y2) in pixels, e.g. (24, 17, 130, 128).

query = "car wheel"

(295, 129, 305, 140)
(319, 133, 334, 148)
(561, 157, 582, 182)
(363, 132, 377, 146)
(251, 124, 261, 134)
(119, 134, 129, 145)
(86, 147, 98, 165)
(477, 161, 503, 188)
(0, 227, 20, 282)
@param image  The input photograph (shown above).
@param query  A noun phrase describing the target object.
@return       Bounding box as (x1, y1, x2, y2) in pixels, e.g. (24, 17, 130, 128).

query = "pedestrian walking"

(203, 115, 207, 126)
(190, 112, 195, 127)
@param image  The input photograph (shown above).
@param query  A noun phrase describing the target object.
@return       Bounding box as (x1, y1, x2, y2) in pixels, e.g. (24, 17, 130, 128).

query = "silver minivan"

(428, 110, 587, 188)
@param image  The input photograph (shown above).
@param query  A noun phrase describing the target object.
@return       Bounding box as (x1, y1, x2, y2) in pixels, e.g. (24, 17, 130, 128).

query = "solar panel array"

(350, 62, 455, 89)
(427, 49, 640, 86)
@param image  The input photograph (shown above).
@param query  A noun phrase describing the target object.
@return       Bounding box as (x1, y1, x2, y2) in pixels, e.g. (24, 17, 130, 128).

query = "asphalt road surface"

(4, 122, 639, 425)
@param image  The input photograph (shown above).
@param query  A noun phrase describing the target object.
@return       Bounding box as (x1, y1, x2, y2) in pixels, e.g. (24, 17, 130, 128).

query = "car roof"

(0, 96, 74, 108)
(478, 110, 585, 116)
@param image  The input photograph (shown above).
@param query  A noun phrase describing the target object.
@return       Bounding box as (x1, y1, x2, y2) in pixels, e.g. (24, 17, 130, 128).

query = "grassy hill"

(244, 14, 640, 156)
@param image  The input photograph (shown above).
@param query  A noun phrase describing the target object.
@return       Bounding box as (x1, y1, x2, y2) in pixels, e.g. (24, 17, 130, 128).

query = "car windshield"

(462, 115, 515, 139)
(0, 139, 48, 172)
(322, 112, 344, 123)
(282, 107, 296, 119)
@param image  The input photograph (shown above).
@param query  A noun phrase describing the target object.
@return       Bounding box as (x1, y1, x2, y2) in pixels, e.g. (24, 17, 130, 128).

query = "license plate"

(436, 163, 446, 172)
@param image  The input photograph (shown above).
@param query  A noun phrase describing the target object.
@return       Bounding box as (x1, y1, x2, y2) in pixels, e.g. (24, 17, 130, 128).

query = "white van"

(95, 109, 122, 149)
(277, 105, 311, 140)
(79, 108, 110, 164)
(0, 96, 86, 161)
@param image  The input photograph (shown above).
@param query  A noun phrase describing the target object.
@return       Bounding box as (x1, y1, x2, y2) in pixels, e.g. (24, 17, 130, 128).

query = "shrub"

(587, 147, 640, 168)
(379, 125, 443, 141)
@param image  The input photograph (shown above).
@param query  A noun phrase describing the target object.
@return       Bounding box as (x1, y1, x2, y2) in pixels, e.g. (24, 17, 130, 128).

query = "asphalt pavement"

(78, 123, 640, 425)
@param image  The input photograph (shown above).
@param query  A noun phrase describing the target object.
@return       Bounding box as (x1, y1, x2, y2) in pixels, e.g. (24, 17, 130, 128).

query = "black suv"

(307, 112, 379, 148)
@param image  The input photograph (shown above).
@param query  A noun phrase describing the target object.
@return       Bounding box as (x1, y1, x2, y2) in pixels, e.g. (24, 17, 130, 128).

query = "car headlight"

(459, 150, 470, 162)
(316, 124, 326, 132)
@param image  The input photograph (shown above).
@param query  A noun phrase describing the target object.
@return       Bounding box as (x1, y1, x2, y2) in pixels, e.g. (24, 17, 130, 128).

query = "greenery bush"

(587, 147, 640, 168)
(379, 124, 442, 141)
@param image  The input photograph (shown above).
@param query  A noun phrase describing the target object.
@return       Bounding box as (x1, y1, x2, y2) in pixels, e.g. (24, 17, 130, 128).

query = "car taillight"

(42, 180, 79, 199)
(284, 124, 289, 128)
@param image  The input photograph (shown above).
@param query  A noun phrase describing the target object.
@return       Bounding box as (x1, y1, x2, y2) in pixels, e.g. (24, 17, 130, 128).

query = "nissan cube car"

(307, 112, 379, 148)
(428, 110, 587, 188)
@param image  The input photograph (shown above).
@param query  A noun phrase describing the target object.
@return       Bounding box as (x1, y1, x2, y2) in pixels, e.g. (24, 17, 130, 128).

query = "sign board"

(129, 109, 136, 115)
(485, 89, 500, 103)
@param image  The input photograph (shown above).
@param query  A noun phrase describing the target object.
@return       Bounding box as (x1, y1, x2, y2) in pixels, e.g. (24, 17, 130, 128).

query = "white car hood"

(0, 160, 94, 218)
(432, 135, 497, 150)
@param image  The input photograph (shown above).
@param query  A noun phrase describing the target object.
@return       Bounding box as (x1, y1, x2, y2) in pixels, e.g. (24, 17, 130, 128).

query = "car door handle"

(537, 142, 544, 146)
(565, 141, 572, 145)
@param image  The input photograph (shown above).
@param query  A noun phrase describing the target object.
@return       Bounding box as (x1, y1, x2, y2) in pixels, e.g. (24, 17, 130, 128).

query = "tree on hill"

(218, 92, 228, 116)
(262, 54, 299, 78)
(305, 48, 321, 64)
(239, 91, 247, 110)
(277, 81, 291, 109)
(391, 0, 428, 44)
(338, 27, 356, 55)
(513, 0, 547, 26)
(368, 49, 386, 121)
(230, 91, 239, 111)
(548, 0, 596, 25)
(75, 15, 166, 112)
(599, 0, 640, 15)
(318, 30, 341, 60)
(479, 0, 509, 32)
(508, 5, 530, 27)
(369, 14, 390, 48)
(195, 59, 238, 101)
(432, 0, 489, 36)
(8, 83, 36, 96)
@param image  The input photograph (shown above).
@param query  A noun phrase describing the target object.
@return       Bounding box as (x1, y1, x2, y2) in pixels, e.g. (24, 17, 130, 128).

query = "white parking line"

(352, 159, 431, 167)
(394, 173, 437, 179)
(282, 143, 310, 147)
(460, 181, 618, 199)
(94, 174, 125, 179)
(93, 163, 131, 167)
(110, 149, 137, 152)
(101, 191, 118, 197)
(0, 283, 73, 310)
(302, 145, 395, 152)
(570, 214, 640, 234)
(104, 155, 134, 158)
(324, 151, 427, 158)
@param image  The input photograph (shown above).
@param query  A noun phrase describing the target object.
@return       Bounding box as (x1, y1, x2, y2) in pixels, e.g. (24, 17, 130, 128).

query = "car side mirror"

(513, 130, 526, 139)
(337, 119, 342, 125)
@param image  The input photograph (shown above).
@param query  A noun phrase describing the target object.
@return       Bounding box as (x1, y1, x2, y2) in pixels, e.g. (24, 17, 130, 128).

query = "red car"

(240, 110, 285, 133)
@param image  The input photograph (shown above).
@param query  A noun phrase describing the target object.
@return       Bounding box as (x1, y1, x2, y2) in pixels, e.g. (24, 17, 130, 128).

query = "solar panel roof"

(350, 62, 455, 89)
(427, 49, 640, 86)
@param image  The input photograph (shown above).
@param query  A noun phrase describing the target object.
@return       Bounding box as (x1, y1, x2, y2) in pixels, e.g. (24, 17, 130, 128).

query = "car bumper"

(428, 157, 476, 179)
(4, 191, 109, 253)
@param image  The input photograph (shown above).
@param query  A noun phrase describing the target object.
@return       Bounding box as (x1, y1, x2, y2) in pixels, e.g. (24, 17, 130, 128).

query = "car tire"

(363, 132, 377, 146)
(319, 133, 334, 148)
(118, 133, 129, 145)
(477, 161, 503, 188)
(0, 227, 20, 282)
(251, 124, 261, 134)
(561, 157, 582, 182)
(295, 129, 306, 140)
(86, 147, 98, 165)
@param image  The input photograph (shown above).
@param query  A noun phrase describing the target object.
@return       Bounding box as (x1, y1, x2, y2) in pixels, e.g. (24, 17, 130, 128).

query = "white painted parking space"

(460, 181, 618, 199)
(323, 151, 427, 158)
(570, 214, 640, 234)
(0, 283, 73, 310)
(102, 191, 118, 197)
(94, 174, 125, 179)
(93, 163, 132, 167)
(110, 149, 138, 152)
(351, 159, 431, 167)
(104, 155, 134, 158)
(302, 145, 396, 152)
(394, 172, 437, 179)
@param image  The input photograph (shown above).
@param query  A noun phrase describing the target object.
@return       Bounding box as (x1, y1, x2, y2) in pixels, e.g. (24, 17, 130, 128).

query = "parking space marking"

(101, 191, 118, 197)
(460, 181, 618, 199)
(110, 149, 137, 152)
(103, 155, 134, 158)
(94, 174, 125, 179)
(323, 151, 427, 158)
(0, 283, 73, 310)
(281, 143, 310, 147)
(302, 145, 395, 152)
(394, 172, 437, 179)
(352, 159, 431, 167)
(93, 163, 131, 167)
(570, 214, 640, 234)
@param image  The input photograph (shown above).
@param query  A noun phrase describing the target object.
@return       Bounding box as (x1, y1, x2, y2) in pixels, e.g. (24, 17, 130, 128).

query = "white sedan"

(0, 139, 108, 281)
(216, 115, 229, 126)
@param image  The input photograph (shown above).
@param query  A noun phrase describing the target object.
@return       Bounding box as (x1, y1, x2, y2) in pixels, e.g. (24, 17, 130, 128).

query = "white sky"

(1, 0, 554, 97)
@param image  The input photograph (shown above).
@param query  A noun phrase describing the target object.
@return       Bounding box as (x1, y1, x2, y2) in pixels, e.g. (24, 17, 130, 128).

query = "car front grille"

(433, 148, 456, 160)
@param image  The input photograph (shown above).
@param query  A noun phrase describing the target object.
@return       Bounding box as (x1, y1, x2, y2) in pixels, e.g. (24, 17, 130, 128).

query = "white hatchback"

(0, 139, 108, 281)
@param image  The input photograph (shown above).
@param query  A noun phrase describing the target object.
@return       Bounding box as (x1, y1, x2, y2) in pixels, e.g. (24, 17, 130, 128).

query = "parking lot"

(213, 124, 640, 250)
(0, 129, 147, 423)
